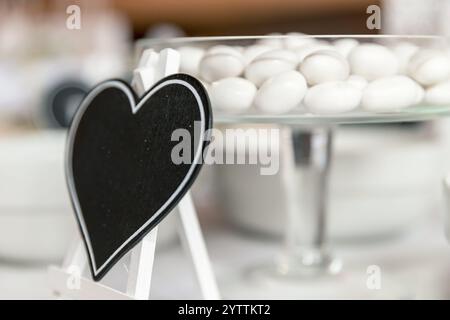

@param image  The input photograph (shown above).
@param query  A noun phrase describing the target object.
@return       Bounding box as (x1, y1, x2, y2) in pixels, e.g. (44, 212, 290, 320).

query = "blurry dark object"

(42, 79, 88, 128)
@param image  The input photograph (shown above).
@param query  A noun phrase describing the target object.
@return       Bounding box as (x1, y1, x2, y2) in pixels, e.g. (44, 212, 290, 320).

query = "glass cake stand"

(137, 35, 450, 297)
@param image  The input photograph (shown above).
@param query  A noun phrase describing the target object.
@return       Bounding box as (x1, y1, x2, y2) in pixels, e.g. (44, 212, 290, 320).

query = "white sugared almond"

(304, 81, 362, 114)
(391, 42, 419, 74)
(244, 49, 297, 86)
(199, 46, 244, 82)
(408, 49, 450, 86)
(362, 76, 423, 112)
(254, 71, 307, 114)
(299, 50, 349, 85)
(332, 38, 359, 57)
(209, 77, 257, 112)
(348, 43, 399, 80)
(425, 80, 450, 105)
(243, 45, 273, 64)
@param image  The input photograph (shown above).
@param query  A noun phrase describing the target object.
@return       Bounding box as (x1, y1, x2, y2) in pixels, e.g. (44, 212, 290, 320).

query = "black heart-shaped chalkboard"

(66, 74, 212, 281)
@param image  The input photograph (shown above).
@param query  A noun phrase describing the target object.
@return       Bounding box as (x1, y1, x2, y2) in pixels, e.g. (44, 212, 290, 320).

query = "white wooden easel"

(48, 49, 220, 300)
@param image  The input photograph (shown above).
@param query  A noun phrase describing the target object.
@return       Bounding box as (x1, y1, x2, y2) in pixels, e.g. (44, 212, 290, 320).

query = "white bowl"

(216, 125, 444, 240)
(0, 131, 178, 262)
(0, 131, 73, 262)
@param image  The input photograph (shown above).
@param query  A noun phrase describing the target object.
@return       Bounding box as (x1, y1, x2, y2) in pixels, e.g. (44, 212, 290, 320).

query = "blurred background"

(2, 0, 450, 299)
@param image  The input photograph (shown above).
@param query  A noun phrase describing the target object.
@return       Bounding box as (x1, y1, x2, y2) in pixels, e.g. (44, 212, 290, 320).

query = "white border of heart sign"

(66, 78, 206, 278)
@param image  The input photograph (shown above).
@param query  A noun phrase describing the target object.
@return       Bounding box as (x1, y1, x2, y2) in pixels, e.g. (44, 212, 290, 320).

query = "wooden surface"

(33, 0, 380, 35)
(112, 0, 380, 35)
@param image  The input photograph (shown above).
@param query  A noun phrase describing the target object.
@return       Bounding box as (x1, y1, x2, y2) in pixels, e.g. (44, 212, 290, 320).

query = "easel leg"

(177, 192, 220, 300)
(126, 227, 158, 300)
(63, 237, 87, 272)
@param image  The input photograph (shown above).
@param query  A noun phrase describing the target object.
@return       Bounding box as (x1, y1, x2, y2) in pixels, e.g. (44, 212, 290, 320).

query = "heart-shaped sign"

(66, 74, 212, 281)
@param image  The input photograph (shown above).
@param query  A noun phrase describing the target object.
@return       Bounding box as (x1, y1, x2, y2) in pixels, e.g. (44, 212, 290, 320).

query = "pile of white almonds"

(175, 34, 450, 115)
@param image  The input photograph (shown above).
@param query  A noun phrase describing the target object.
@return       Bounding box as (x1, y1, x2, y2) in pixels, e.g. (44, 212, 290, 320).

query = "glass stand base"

(274, 250, 343, 278)
(220, 260, 411, 299)
(244, 255, 343, 293)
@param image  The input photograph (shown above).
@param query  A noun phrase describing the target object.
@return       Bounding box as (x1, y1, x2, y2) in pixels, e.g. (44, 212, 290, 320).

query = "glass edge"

(136, 34, 445, 47)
